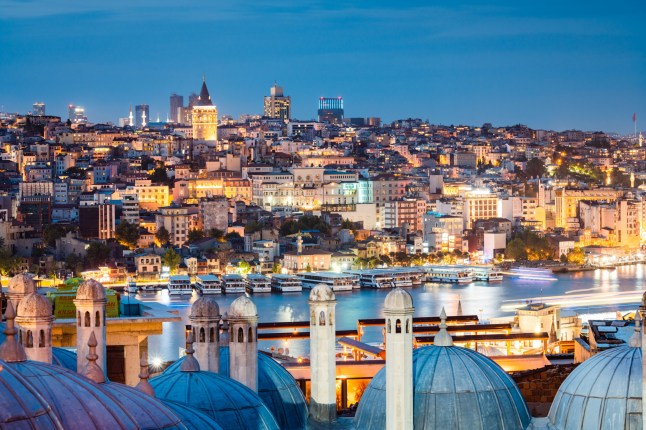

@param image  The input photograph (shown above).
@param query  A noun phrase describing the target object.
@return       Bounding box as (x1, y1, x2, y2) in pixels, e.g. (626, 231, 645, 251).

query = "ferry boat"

(195, 274, 222, 294)
(345, 267, 425, 289)
(245, 274, 272, 293)
(270, 274, 303, 293)
(423, 266, 473, 284)
(126, 278, 138, 294)
(221, 274, 247, 294)
(298, 272, 359, 292)
(168, 275, 193, 296)
(470, 267, 504, 282)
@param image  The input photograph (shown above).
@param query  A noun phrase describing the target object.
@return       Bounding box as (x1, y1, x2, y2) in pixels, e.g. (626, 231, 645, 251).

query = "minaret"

(229, 296, 258, 391)
(640, 292, 646, 426)
(457, 297, 463, 316)
(308, 283, 337, 423)
(74, 279, 107, 374)
(128, 105, 134, 127)
(16, 292, 54, 363)
(220, 312, 230, 347)
(189, 296, 221, 372)
(141, 109, 147, 128)
(0, 302, 28, 362)
(384, 288, 414, 430)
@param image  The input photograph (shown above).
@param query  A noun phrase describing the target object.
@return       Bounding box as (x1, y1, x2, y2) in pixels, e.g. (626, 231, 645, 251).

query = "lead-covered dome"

(384, 288, 413, 311)
(75, 279, 106, 301)
(229, 296, 257, 318)
(548, 345, 642, 430)
(17, 292, 53, 318)
(7, 273, 36, 296)
(309, 283, 335, 302)
(355, 345, 531, 430)
(191, 297, 220, 319)
(163, 400, 224, 430)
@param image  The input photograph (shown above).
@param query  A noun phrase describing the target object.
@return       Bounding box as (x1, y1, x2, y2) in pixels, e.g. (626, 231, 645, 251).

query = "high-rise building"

(317, 97, 344, 124)
(192, 77, 218, 142)
(188, 92, 199, 108)
(135, 104, 149, 128)
(263, 83, 291, 122)
(68, 105, 87, 124)
(169, 93, 184, 123)
(32, 102, 45, 116)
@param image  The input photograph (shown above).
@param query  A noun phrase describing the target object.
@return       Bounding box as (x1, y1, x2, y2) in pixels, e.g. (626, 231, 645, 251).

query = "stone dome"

(0, 359, 63, 429)
(164, 347, 308, 430)
(151, 369, 279, 430)
(191, 296, 220, 319)
(229, 296, 257, 318)
(16, 292, 53, 319)
(7, 273, 36, 296)
(75, 279, 106, 301)
(355, 345, 531, 430)
(163, 400, 224, 430)
(384, 288, 413, 311)
(309, 283, 335, 302)
(548, 345, 642, 430)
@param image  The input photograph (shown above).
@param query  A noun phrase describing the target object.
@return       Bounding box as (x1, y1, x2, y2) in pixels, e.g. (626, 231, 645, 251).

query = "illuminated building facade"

(317, 97, 344, 124)
(263, 83, 291, 122)
(192, 77, 218, 141)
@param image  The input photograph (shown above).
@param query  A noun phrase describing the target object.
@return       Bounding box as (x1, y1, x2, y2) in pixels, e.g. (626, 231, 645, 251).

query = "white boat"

(245, 274, 272, 293)
(298, 272, 359, 292)
(344, 267, 424, 288)
(221, 274, 246, 293)
(168, 275, 193, 295)
(195, 274, 222, 294)
(271, 274, 303, 293)
(126, 278, 138, 294)
(424, 266, 473, 284)
(470, 267, 504, 282)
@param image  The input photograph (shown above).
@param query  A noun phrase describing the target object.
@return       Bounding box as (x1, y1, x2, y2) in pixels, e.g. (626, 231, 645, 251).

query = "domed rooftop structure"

(384, 288, 413, 310)
(16, 292, 53, 318)
(229, 296, 257, 318)
(7, 273, 36, 296)
(355, 345, 531, 430)
(548, 345, 642, 430)
(163, 347, 308, 430)
(0, 322, 76, 370)
(163, 400, 224, 430)
(75, 279, 106, 301)
(309, 283, 335, 302)
(0, 358, 63, 429)
(191, 296, 220, 319)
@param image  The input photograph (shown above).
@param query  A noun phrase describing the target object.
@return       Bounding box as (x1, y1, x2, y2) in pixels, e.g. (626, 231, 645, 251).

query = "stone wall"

(512, 364, 577, 417)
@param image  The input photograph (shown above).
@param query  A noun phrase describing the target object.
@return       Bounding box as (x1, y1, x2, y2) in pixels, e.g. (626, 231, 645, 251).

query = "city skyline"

(1, 0, 645, 132)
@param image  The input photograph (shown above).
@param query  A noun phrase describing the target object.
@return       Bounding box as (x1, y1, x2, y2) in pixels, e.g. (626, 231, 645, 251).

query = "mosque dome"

(355, 345, 531, 430)
(75, 279, 106, 301)
(163, 400, 224, 430)
(51, 347, 77, 370)
(163, 347, 308, 430)
(548, 345, 642, 430)
(7, 273, 36, 296)
(190, 296, 220, 319)
(384, 288, 413, 311)
(309, 283, 335, 302)
(0, 359, 63, 429)
(16, 292, 53, 318)
(151, 369, 279, 430)
(229, 296, 257, 318)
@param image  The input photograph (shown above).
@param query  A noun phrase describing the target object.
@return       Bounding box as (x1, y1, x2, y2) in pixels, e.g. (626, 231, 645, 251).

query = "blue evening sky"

(1, 0, 644, 133)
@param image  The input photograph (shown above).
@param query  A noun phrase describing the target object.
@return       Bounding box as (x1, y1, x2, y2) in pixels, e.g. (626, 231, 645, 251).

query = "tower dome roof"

(355, 345, 531, 430)
(163, 347, 308, 430)
(75, 279, 106, 301)
(7, 273, 36, 296)
(548, 345, 642, 430)
(151, 370, 279, 430)
(384, 288, 413, 311)
(229, 296, 257, 318)
(309, 283, 335, 302)
(16, 292, 53, 319)
(191, 296, 220, 319)
(0, 359, 63, 429)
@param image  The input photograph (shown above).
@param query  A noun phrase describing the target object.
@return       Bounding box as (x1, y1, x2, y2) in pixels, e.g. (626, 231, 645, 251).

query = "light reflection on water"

(143, 264, 646, 362)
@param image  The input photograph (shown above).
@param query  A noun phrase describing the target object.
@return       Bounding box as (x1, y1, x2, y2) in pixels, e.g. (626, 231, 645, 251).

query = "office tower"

(188, 92, 199, 108)
(263, 82, 291, 122)
(135, 104, 150, 128)
(317, 97, 344, 124)
(192, 76, 218, 141)
(32, 102, 45, 116)
(170, 93, 184, 123)
(68, 105, 87, 124)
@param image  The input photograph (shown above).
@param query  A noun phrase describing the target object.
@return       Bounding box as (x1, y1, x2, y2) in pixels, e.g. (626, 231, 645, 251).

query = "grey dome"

(229, 296, 257, 318)
(384, 288, 413, 311)
(548, 345, 642, 430)
(51, 347, 77, 370)
(191, 296, 220, 319)
(309, 283, 335, 302)
(17, 292, 53, 318)
(164, 347, 308, 430)
(355, 345, 531, 430)
(151, 369, 279, 430)
(162, 400, 224, 430)
(0, 358, 63, 429)
(8, 273, 36, 296)
(75, 279, 106, 300)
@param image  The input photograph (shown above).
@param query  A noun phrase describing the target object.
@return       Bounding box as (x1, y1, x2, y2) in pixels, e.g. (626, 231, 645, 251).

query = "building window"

(85, 311, 91, 327)
(237, 327, 244, 343)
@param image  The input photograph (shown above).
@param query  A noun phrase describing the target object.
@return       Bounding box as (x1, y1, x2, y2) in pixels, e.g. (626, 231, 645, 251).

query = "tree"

(65, 253, 84, 275)
(0, 246, 23, 278)
(525, 158, 546, 178)
(149, 167, 168, 184)
(43, 224, 66, 247)
(505, 238, 527, 261)
(304, 263, 312, 272)
(272, 263, 282, 274)
(162, 249, 181, 274)
(567, 247, 586, 265)
(155, 227, 170, 246)
(208, 228, 225, 240)
(85, 242, 111, 268)
(115, 221, 140, 250)
(187, 229, 205, 244)
(225, 231, 241, 240)
(238, 260, 251, 275)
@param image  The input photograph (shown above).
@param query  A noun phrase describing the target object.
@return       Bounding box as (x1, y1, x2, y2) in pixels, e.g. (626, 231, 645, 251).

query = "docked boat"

(298, 272, 359, 292)
(470, 267, 503, 282)
(345, 267, 425, 289)
(423, 266, 473, 284)
(168, 275, 193, 296)
(221, 274, 246, 293)
(270, 274, 303, 293)
(245, 274, 272, 293)
(126, 278, 138, 294)
(195, 274, 222, 294)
